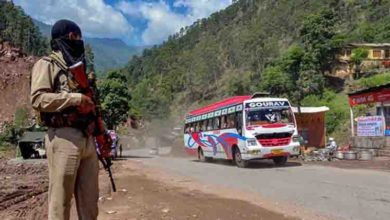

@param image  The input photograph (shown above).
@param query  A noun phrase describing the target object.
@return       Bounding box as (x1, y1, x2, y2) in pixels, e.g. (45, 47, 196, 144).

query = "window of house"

(385, 49, 390, 58)
(345, 49, 352, 56)
(373, 49, 382, 58)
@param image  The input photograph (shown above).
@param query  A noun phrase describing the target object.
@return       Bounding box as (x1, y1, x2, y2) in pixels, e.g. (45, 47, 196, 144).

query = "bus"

(184, 94, 301, 168)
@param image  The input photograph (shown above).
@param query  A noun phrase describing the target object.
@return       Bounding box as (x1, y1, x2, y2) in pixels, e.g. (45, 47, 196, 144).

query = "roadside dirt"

(0, 157, 296, 220)
(301, 157, 390, 172)
(99, 160, 296, 220)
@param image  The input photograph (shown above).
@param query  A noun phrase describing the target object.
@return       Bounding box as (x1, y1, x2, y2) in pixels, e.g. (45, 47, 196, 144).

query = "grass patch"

(355, 72, 390, 89)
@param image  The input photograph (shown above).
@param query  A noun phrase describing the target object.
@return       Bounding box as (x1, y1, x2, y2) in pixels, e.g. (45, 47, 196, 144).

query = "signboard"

(245, 101, 289, 109)
(357, 116, 385, 137)
(349, 89, 390, 106)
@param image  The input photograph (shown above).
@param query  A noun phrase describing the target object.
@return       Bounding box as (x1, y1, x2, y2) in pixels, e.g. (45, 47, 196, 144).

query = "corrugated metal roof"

(348, 43, 390, 47)
(18, 132, 45, 143)
(348, 82, 390, 96)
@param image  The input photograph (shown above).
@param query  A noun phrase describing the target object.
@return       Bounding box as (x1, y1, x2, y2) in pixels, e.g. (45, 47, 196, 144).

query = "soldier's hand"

(78, 94, 95, 114)
(96, 133, 112, 158)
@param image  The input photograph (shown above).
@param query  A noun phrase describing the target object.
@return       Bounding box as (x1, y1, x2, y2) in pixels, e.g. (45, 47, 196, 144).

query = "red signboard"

(349, 89, 390, 106)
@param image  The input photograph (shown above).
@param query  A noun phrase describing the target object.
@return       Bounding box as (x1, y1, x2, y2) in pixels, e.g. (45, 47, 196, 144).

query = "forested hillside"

(0, 1, 47, 55)
(122, 0, 390, 136)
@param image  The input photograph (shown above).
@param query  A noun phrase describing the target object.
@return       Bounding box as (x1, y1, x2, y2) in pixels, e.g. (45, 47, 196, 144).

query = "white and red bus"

(184, 94, 300, 167)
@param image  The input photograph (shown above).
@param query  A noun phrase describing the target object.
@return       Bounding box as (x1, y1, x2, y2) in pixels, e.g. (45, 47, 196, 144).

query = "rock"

(161, 208, 170, 213)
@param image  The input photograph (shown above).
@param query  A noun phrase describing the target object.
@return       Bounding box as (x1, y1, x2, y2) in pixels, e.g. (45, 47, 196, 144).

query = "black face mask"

(51, 38, 85, 67)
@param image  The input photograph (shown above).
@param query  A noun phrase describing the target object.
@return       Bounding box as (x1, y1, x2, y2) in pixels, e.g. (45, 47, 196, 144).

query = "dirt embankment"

(0, 41, 38, 127)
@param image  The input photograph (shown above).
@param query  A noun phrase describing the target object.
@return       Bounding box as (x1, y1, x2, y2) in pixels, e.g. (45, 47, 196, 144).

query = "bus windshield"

(246, 107, 294, 126)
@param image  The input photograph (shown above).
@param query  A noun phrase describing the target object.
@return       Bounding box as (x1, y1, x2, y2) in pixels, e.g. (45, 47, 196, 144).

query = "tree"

(259, 66, 293, 97)
(350, 47, 369, 79)
(98, 71, 131, 130)
(299, 9, 341, 73)
(0, 1, 48, 55)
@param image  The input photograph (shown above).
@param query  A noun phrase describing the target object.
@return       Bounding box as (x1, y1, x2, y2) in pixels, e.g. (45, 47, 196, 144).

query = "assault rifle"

(97, 153, 117, 192)
(68, 60, 116, 192)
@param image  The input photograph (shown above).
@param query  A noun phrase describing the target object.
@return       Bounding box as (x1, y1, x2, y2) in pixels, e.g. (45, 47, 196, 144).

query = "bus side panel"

(184, 129, 247, 160)
(184, 133, 198, 157)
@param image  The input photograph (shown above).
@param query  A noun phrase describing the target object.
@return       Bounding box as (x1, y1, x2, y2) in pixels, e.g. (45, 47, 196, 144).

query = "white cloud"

(117, 0, 233, 45)
(14, 0, 132, 39)
(174, 0, 233, 19)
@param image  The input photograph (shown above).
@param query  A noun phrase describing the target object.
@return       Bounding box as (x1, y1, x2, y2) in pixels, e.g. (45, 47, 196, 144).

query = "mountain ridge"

(33, 19, 145, 72)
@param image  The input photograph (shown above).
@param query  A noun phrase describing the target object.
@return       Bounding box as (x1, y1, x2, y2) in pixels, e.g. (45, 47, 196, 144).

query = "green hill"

(0, 1, 47, 55)
(121, 0, 390, 138)
(33, 19, 145, 72)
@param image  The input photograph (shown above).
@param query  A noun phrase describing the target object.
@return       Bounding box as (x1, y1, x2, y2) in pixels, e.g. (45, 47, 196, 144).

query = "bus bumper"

(241, 143, 300, 160)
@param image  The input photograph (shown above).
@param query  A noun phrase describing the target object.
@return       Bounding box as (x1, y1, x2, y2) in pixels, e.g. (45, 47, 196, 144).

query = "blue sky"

(14, 0, 233, 46)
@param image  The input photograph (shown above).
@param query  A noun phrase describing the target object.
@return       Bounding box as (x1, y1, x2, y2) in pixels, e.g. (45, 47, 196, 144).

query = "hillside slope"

(122, 0, 390, 119)
(0, 42, 37, 125)
(0, 1, 45, 126)
(33, 19, 144, 72)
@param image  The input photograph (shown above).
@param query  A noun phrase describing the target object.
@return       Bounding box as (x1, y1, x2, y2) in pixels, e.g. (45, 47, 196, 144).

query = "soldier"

(30, 19, 111, 220)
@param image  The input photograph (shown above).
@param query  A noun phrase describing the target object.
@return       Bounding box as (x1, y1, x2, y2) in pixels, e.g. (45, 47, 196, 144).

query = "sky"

(13, 0, 233, 46)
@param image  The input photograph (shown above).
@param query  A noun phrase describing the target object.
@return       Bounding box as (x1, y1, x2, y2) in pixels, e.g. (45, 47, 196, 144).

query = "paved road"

(125, 148, 390, 220)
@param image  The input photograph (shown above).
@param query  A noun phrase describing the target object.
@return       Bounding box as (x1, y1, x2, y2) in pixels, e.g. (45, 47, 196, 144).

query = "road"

(125, 148, 390, 220)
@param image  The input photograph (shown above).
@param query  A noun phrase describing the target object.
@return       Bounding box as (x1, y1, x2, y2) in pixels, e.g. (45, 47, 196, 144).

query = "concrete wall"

(351, 136, 388, 149)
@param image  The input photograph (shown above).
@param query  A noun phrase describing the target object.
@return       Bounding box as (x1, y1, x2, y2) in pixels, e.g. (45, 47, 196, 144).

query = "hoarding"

(357, 116, 385, 137)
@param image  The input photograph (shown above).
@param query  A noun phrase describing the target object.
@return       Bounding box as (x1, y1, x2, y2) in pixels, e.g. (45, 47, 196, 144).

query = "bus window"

(195, 122, 200, 132)
(236, 112, 243, 128)
(189, 123, 194, 133)
(201, 121, 206, 131)
(207, 119, 213, 131)
(184, 124, 189, 134)
(221, 115, 228, 129)
(236, 112, 243, 134)
(214, 117, 220, 130)
(227, 114, 236, 128)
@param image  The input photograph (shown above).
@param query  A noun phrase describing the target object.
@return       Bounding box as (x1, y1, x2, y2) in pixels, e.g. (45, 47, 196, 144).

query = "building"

(334, 43, 390, 78)
(292, 106, 329, 148)
(348, 83, 390, 156)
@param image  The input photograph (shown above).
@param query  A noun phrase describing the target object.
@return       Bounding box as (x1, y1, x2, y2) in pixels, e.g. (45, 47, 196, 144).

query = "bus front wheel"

(273, 156, 288, 166)
(233, 147, 249, 168)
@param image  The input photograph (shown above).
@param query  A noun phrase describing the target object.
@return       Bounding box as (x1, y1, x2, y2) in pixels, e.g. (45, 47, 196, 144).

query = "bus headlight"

(246, 138, 258, 147)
